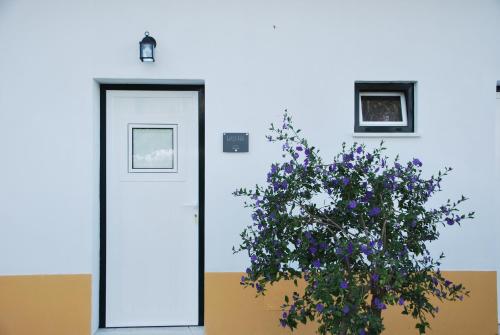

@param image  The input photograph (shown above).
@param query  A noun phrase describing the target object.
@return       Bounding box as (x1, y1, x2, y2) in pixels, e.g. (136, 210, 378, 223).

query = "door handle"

(183, 203, 199, 224)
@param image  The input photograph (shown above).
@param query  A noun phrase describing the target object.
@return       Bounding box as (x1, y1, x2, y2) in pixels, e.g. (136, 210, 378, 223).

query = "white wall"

(0, 0, 499, 330)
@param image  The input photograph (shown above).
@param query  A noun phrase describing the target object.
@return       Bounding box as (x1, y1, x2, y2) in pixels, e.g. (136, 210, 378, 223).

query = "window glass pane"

(361, 96, 403, 122)
(132, 128, 174, 169)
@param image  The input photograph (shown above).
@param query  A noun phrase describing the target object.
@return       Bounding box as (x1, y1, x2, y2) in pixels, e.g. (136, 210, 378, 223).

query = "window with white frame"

(354, 82, 415, 133)
(128, 123, 178, 173)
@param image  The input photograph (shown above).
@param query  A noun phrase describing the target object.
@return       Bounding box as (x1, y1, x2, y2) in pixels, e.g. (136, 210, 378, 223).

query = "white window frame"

(359, 92, 408, 127)
(128, 123, 179, 173)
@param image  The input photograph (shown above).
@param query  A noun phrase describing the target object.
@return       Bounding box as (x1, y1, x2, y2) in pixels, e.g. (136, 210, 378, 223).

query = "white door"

(496, 91, 500, 216)
(105, 90, 199, 327)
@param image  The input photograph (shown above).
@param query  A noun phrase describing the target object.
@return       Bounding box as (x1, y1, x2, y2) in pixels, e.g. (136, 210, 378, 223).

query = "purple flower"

(342, 305, 350, 315)
(346, 242, 354, 255)
(281, 181, 288, 190)
(284, 164, 293, 174)
(445, 217, 454, 225)
(293, 153, 299, 159)
(359, 330, 366, 335)
(303, 159, 309, 167)
(371, 273, 379, 282)
(373, 297, 386, 310)
(309, 246, 317, 255)
(305, 148, 311, 156)
(296, 146, 303, 151)
(356, 146, 363, 154)
(440, 206, 450, 215)
(340, 280, 349, 289)
(312, 259, 321, 268)
(316, 303, 324, 313)
(412, 158, 423, 167)
(250, 255, 257, 262)
(280, 319, 287, 328)
(329, 164, 337, 172)
(342, 177, 350, 186)
(398, 297, 405, 305)
(345, 162, 354, 169)
(348, 200, 357, 210)
(360, 244, 372, 256)
(369, 207, 381, 217)
(362, 191, 373, 202)
(240, 276, 245, 284)
(445, 280, 452, 287)
(256, 283, 263, 293)
(319, 242, 327, 250)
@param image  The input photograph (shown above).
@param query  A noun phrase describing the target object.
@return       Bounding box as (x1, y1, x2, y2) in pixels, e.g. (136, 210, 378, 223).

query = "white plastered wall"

(0, 0, 499, 331)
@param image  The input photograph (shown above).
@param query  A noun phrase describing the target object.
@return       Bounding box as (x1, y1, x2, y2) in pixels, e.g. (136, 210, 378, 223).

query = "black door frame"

(99, 84, 205, 328)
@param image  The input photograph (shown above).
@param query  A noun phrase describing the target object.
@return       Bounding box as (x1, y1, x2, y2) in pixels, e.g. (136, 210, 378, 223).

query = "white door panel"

(106, 90, 199, 327)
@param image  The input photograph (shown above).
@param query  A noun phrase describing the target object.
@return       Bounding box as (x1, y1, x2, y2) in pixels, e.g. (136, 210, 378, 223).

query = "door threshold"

(95, 327, 204, 335)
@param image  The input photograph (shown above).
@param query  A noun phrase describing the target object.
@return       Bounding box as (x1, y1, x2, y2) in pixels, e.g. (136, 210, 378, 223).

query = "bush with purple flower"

(234, 111, 473, 335)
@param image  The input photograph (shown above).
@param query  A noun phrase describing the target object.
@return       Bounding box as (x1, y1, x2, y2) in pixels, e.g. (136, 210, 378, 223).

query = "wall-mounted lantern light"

(139, 31, 157, 62)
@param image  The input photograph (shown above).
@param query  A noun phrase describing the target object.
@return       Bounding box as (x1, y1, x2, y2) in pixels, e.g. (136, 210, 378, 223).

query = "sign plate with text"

(223, 133, 249, 152)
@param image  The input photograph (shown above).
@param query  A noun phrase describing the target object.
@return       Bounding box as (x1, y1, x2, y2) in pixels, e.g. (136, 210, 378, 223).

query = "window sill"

(352, 132, 420, 138)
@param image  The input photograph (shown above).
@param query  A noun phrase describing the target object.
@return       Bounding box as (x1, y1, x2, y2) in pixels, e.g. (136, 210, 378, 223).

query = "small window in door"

(128, 124, 178, 173)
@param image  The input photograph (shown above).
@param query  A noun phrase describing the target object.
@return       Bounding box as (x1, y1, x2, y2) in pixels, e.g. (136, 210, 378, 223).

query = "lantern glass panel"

(142, 44, 153, 59)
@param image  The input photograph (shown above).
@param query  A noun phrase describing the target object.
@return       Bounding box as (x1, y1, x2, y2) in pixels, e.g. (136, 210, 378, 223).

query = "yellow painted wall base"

(0, 272, 496, 335)
(0, 274, 91, 335)
(205, 271, 498, 335)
